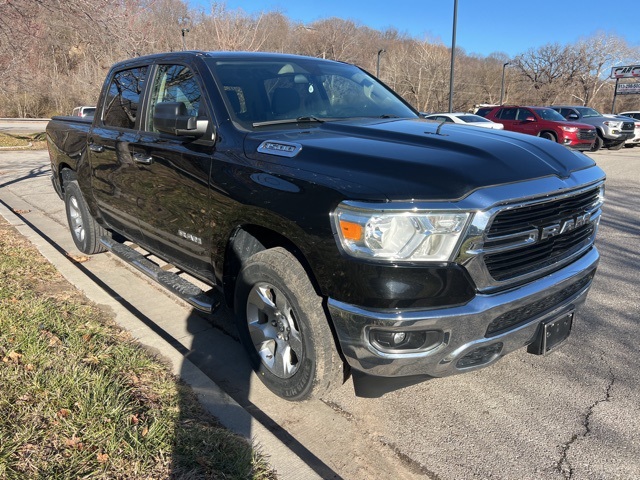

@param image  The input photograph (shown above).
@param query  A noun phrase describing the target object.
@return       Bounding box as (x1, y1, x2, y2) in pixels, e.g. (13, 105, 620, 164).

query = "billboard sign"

(616, 83, 640, 95)
(610, 65, 640, 79)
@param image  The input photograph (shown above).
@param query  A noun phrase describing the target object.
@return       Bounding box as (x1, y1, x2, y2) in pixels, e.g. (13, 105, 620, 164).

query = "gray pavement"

(0, 118, 49, 135)
(1, 146, 639, 479)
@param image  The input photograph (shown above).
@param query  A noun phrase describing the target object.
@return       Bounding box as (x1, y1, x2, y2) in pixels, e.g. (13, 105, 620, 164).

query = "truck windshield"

(204, 56, 418, 128)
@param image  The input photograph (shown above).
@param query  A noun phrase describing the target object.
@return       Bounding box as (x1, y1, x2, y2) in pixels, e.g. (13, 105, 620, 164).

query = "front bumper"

(328, 247, 599, 378)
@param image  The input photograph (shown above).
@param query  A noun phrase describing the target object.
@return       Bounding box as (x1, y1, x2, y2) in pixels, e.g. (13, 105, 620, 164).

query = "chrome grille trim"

(455, 179, 605, 292)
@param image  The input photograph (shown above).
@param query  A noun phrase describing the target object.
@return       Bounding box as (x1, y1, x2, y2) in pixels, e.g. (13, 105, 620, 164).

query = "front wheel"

(64, 180, 108, 254)
(608, 140, 625, 150)
(539, 131, 556, 142)
(590, 135, 603, 152)
(234, 247, 344, 401)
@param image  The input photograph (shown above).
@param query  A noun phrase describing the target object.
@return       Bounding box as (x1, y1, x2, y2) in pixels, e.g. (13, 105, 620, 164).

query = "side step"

(99, 236, 220, 314)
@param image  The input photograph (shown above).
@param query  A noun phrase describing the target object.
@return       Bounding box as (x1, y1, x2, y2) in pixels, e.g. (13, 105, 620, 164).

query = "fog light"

(456, 343, 503, 368)
(370, 329, 443, 353)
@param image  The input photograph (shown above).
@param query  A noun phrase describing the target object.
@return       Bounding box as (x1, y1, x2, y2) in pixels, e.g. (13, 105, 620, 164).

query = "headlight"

(333, 203, 471, 262)
(560, 126, 578, 133)
(603, 121, 621, 128)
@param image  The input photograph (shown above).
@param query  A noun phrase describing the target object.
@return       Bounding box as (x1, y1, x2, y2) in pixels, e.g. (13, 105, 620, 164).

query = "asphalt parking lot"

(1, 145, 638, 479)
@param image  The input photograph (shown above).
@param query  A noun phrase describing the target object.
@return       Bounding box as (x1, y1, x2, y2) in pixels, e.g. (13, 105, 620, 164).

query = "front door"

(131, 63, 216, 280)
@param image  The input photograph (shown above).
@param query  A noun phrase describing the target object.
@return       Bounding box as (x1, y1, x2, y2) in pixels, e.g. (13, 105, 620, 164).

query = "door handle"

(133, 152, 153, 165)
(89, 143, 104, 153)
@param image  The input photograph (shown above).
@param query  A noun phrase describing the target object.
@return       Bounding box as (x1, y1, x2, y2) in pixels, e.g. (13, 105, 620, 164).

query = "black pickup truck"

(47, 51, 605, 400)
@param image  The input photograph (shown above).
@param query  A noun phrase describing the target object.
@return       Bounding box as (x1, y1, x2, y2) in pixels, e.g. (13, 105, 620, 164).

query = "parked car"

(71, 106, 96, 118)
(422, 112, 504, 129)
(550, 106, 635, 151)
(476, 105, 596, 151)
(618, 111, 640, 148)
(46, 51, 605, 400)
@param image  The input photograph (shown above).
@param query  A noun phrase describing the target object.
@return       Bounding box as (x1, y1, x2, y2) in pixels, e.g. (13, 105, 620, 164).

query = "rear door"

(131, 62, 216, 279)
(89, 65, 148, 244)
(494, 107, 518, 131)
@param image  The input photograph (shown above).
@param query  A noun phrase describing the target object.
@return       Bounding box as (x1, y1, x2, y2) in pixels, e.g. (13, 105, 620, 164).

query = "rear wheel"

(64, 180, 108, 254)
(234, 247, 343, 401)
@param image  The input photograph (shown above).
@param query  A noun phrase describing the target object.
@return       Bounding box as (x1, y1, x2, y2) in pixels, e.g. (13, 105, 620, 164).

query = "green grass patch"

(0, 220, 276, 479)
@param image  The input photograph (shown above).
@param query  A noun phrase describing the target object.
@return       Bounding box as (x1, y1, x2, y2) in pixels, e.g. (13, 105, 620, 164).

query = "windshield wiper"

(253, 116, 325, 127)
(378, 114, 400, 118)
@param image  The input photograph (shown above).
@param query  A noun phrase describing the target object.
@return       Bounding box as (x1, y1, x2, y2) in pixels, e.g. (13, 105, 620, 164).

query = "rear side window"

(102, 66, 148, 129)
(497, 108, 517, 120)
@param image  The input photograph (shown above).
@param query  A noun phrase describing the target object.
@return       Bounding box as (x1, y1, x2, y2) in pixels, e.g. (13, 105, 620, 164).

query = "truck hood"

(244, 118, 596, 201)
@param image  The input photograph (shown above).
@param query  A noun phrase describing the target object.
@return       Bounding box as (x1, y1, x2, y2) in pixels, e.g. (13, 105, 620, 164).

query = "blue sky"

(187, 0, 638, 58)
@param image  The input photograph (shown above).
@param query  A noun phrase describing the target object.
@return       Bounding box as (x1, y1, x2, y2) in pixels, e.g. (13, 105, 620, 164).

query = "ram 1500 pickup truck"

(47, 51, 605, 400)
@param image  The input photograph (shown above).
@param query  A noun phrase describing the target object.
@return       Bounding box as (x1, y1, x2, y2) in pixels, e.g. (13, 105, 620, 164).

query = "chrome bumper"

(328, 247, 599, 378)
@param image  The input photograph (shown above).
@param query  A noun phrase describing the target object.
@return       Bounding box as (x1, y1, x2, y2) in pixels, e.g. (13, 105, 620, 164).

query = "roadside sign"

(610, 65, 640, 79)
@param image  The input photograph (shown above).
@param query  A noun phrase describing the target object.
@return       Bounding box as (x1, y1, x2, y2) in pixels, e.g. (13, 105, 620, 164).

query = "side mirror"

(153, 102, 209, 137)
(524, 116, 536, 122)
(567, 113, 579, 120)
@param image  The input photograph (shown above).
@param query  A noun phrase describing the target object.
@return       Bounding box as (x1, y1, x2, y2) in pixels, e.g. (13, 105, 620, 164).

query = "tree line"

(1, 0, 639, 118)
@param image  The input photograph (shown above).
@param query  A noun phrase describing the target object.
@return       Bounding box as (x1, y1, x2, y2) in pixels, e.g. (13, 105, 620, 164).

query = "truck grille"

(622, 121, 634, 131)
(577, 128, 596, 140)
(483, 186, 601, 282)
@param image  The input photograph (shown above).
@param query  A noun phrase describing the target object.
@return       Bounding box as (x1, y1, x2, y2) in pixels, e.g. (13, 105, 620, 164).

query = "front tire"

(590, 135, 603, 152)
(608, 140, 625, 150)
(234, 247, 343, 401)
(539, 131, 556, 142)
(64, 180, 108, 254)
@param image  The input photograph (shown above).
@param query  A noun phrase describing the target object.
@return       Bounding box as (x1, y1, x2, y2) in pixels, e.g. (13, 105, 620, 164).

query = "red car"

(476, 105, 597, 151)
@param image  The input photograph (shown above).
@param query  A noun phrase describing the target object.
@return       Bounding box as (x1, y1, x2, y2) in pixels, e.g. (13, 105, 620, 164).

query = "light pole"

(181, 28, 190, 50)
(500, 62, 510, 105)
(448, 0, 458, 113)
(377, 49, 385, 78)
(179, 16, 190, 51)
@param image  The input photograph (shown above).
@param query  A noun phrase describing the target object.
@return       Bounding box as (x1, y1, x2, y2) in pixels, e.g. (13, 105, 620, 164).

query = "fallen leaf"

(130, 414, 139, 425)
(6, 351, 22, 363)
(57, 408, 71, 418)
(96, 452, 109, 463)
(65, 435, 84, 450)
(141, 427, 149, 437)
(68, 253, 90, 263)
(25, 363, 35, 371)
(12, 209, 31, 214)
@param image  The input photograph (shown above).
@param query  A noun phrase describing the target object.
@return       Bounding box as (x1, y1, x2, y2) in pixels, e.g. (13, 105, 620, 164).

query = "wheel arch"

(222, 225, 323, 309)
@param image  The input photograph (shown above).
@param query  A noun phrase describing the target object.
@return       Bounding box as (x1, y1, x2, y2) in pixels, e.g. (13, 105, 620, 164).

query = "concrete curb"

(0, 201, 321, 480)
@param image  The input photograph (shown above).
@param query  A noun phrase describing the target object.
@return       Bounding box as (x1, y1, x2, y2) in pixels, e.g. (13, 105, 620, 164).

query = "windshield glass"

(204, 56, 418, 128)
(533, 108, 567, 121)
(575, 107, 601, 118)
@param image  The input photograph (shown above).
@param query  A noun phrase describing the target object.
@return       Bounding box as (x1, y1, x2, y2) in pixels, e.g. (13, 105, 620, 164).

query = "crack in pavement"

(556, 367, 615, 479)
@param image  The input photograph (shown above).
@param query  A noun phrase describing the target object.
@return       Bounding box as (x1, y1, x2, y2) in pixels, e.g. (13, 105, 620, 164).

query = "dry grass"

(0, 219, 276, 479)
(0, 132, 47, 150)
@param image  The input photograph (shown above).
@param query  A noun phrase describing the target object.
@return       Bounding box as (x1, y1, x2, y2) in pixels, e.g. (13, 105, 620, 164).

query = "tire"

(608, 140, 625, 151)
(590, 135, 603, 152)
(539, 131, 556, 142)
(234, 247, 343, 401)
(624, 144, 635, 148)
(64, 180, 108, 254)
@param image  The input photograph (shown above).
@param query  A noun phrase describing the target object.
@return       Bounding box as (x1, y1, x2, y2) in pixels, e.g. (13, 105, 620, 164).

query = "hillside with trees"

(1, 0, 638, 117)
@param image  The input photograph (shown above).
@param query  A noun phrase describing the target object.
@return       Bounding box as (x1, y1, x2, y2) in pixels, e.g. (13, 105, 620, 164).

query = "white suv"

(619, 111, 640, 148)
